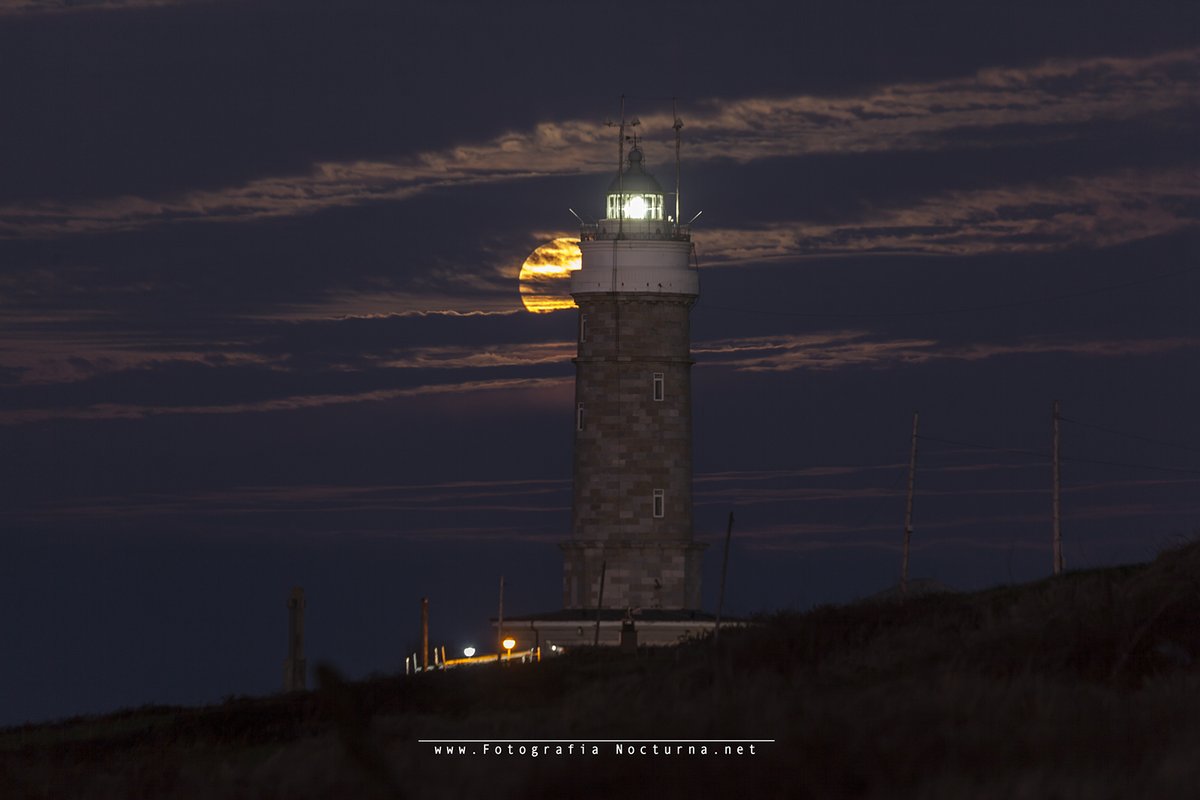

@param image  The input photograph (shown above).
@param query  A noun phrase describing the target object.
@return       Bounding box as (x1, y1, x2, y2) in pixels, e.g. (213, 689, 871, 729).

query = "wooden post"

(497, 576, 505, 663)
(714, 511, 735, 642)
(593, 560, 607, 646)
(1052, 399, 1063, 576)
(420, 596, 429, 672)
(901, 412, 919, 598)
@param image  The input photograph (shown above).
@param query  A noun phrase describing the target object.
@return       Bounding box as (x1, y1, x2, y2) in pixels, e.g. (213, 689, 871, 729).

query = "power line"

(918, 433, 1200, 477)
(1066, 455, 1200, 477)
(847, 463, 908, 531)
(702, 264, 1196, 320)
(918, 434, 1049, 460)
(1060, 415, 1200, 456)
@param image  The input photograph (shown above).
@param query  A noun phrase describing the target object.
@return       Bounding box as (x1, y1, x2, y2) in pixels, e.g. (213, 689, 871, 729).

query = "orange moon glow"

(518, 238, 582, 313)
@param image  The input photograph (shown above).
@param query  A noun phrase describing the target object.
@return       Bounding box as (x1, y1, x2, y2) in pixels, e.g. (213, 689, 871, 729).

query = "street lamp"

(463, 646, 476, 658)
(502, 637, 516, 659)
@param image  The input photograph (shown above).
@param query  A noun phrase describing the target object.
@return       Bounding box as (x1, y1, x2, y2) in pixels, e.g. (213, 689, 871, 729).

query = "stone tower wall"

(564, 292, 702, 610)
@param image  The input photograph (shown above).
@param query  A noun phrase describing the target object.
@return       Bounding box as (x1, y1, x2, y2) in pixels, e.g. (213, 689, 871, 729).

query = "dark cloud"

(0, 0, 204, 15)
(4, 48, 1196, 240)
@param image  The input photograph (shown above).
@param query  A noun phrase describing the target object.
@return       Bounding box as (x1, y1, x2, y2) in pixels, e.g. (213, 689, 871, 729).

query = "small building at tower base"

(498, 608, 722, 650)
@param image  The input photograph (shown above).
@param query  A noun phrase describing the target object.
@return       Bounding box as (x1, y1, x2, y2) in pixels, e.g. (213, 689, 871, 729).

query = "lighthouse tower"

(561, 131, 704, 612)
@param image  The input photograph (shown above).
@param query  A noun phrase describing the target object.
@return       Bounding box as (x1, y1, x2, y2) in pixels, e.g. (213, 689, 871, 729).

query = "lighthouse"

(501, 112, 715, 648)
(561, 122, 704, 613)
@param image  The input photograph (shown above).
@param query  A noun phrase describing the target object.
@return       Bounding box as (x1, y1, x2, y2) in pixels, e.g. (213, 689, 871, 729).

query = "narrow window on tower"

(577, 403, 585, 431)
(652, 372, 664, 402)
(580, 313, 588, 343)
(652, 489, 665, 518)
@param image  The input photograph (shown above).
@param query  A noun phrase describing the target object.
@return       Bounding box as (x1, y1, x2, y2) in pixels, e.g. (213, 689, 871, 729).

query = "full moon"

(518, 237, 582, 313)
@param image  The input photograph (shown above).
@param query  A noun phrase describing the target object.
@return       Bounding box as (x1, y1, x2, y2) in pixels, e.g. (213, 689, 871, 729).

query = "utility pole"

(496, 575, 505, 663)
(593, 560, 607, 646)
(1052, 399, 1063, 576)
(282, 586, 306, 691)
(714, 511, 734, 642)
(420, 596, 429, 672)
(901, 412, 919, 598)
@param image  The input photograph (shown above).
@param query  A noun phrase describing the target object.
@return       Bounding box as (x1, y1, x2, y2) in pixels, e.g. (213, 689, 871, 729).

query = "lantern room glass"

(607, 192, 663, 221)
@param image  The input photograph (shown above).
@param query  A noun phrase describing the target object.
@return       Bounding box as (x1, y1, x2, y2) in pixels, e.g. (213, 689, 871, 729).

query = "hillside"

(4, 541, 1200, 799)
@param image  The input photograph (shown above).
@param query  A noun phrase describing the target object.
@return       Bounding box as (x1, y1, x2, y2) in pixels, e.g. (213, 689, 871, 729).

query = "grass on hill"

(3, 540, 1200, 798)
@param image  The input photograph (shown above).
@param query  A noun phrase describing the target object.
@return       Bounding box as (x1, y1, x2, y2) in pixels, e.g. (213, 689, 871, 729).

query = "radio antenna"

(672, 97, 683, 227)
(617, 95, 626, 239)
(608, 96, 627, 238)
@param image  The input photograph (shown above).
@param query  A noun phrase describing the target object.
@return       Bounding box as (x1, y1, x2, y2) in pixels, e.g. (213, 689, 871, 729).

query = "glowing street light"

(463, 646, 476, 658)
(502, 637, 516, 658)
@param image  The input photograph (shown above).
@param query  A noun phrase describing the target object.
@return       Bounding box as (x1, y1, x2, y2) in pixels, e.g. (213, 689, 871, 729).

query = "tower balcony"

(579, 220, 692, 243)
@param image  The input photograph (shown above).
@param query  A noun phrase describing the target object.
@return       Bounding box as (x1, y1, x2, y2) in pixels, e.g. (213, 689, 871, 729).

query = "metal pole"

(420, 596, 429, 672)
(714, 511, 734, 642)
(673, 97, 682, 226)
(617, 95, 625, 240)
(901, 411, 919, 597)
(593, 560, 607, 646)
(497, 575, 505, 663)
(1053, 399, 1063, 576)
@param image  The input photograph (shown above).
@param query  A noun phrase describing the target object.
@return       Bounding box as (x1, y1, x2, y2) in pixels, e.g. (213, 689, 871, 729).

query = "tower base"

(561, 539, 706, 611)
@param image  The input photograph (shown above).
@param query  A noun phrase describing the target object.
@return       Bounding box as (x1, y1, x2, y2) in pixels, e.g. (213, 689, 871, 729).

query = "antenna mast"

(617, 95, 625, 238)
(606, 96, 626, 288)
(606, 95, 642, 242)
(673, 97, 683, 227)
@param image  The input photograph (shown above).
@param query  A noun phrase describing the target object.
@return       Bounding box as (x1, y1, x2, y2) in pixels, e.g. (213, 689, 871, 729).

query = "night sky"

(2, 0, 1198, 726)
